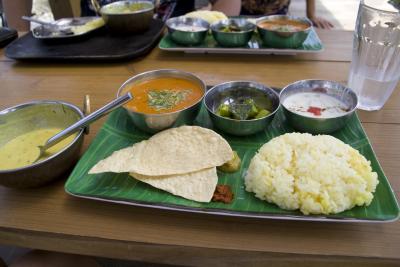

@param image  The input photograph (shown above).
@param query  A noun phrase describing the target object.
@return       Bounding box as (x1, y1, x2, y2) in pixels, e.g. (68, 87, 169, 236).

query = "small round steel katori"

(210, 18, 256, 47)
(204, 81, 280, 136)
(256, 15, 312, 48)
(166, 16, 210, 46)
(280, 79, 358, 134)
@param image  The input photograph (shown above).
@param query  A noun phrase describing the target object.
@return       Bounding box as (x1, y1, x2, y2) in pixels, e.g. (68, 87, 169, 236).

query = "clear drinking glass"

(348, 0, 400, 111)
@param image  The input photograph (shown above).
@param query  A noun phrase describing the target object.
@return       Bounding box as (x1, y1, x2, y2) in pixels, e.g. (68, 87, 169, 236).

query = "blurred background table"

(0, 29, 399, 266)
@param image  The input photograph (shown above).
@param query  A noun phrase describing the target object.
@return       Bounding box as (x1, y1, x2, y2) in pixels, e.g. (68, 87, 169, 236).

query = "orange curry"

(124, 77, 203, 114)
(258, 19, 309, 32)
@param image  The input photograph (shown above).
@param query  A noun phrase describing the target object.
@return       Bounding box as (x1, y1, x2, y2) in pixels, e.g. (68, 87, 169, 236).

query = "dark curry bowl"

(0, 101, 85, 188)
(280, 80, 358, 134)
(117, 69, 206, 134)
(166, 16, 210, 46)
(100, 0, 154, 34)
(204, 81, 280, 136)
(256, 15, 312, 48)
(211, 18, 255, 47)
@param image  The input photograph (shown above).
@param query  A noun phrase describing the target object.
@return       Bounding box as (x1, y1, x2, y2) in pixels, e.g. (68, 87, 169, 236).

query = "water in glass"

(348, 0, 400, 110)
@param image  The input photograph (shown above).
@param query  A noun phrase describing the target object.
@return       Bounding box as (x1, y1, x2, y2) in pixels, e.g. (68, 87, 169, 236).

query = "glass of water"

(348, 0, 400, 111)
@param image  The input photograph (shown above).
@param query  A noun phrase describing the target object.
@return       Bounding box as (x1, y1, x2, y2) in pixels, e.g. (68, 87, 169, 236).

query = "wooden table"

(0, 30, 399, 266)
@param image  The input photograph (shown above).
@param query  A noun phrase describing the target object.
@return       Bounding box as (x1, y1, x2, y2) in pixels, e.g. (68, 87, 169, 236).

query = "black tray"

(5, 19, 165, 62)
(0, 27, 18, 48)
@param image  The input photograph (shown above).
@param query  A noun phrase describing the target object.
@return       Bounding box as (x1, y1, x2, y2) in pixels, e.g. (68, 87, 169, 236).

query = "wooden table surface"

(0, 30, 399, 266)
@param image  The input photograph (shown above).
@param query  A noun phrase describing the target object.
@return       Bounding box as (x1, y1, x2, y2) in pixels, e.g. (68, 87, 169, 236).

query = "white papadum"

(88, 141, 146, 174)
(130, 167, 218, 202)
(89, 126, 233, 176)
(132, 126, 233, 176)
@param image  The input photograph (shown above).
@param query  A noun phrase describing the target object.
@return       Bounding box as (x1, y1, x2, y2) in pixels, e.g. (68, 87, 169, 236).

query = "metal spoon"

(90, 0, 102, 16)
(32, 93, 133, 164)
(22, 16, 75, 35)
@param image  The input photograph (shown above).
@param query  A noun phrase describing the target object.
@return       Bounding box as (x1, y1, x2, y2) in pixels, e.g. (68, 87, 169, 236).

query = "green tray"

(65, 106, 400, 222)
(159, 28, 323, 55)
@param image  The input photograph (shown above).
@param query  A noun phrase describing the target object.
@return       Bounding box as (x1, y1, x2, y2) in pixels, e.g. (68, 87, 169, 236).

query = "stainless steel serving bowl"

(166, 16, 209, 46)
(100, 0, 154, 33)
(0, 101, 85, 188)
(117, 69, 206, 133)
(256, 15, 312, 48)
(280, 80, 358, 134)
(204, 81, 280, 136)
(211, 18, 255, 47)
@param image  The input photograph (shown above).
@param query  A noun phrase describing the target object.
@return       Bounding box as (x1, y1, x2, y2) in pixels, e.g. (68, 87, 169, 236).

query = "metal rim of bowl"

(100, 0, 154, 15)
(166, 16, 210, 32)
(117, 69, 206, 117)
(0, 100, 85, 174)
(256, 15, 313, 32)
(279, 79, 359, 120)
(361, 0, 400, 15)
(204, 80, 280, 122)
(210, 19, 256, 34)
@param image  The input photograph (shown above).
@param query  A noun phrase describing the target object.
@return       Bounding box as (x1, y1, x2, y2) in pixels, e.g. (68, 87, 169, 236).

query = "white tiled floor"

(290, 0, 359, 30)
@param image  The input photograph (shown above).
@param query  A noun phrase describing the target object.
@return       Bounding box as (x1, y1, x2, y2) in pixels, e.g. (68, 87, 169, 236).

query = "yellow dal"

(0, 128, 77, 170)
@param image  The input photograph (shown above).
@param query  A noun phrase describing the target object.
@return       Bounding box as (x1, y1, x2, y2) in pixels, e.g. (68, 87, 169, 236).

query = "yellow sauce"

(0, 128, 77, 170)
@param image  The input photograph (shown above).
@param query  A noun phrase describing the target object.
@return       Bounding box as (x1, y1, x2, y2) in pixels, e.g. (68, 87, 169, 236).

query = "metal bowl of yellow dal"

(100, 0, 154, 34)
(0, 101, 85, 188)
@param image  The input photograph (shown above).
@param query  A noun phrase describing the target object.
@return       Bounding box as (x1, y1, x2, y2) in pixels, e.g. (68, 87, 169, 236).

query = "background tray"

(65, 103, 399, 222)
(5, 19, 164, 61)
(159, 28, 323, 55)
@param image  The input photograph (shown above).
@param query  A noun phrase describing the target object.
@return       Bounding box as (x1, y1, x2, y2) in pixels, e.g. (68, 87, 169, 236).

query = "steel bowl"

(211, 18, 255, 47)
(166, 16, 209, 46)
(256, 15, 312, 48)
(117, 69, 206, 133)
(280, 80, 358, 134)
(204, 81, 280, 136)
(100, 0, 154, 34)
(0, 101, 85, 188)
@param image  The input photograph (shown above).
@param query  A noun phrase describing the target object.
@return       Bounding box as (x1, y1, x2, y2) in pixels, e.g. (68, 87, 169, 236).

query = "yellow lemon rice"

(245, 133, 379, 215)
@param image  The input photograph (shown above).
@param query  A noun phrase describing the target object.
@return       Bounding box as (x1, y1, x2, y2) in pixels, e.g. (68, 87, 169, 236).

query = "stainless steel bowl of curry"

(256, 15, 312, 48)
(204, 81, 280, 136)
(211, 18, 255, 47)
(0, 101, 85, 188)
(117, 69, 206, 133)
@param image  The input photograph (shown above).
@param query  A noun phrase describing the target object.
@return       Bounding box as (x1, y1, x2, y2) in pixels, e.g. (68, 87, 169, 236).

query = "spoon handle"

(22, 16, 55, 27)
(42, 93, 133, 151)
(90, 0, 102, 15)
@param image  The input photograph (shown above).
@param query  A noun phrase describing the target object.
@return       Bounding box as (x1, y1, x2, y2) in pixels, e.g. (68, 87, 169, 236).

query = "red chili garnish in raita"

(212, 185, 234, 204)
(307, 106, 322, 116)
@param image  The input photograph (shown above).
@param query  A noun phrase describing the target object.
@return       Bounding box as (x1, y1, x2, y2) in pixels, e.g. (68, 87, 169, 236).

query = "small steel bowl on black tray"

(166, 16, 210, 46)
(210, 18, 255, 47)
(256, 15, 312, 48)
(0, 101, 85, 188)
(280, 80, 358, 134)
(204, 81, 280, 136)
(100, 0, 154, 34)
